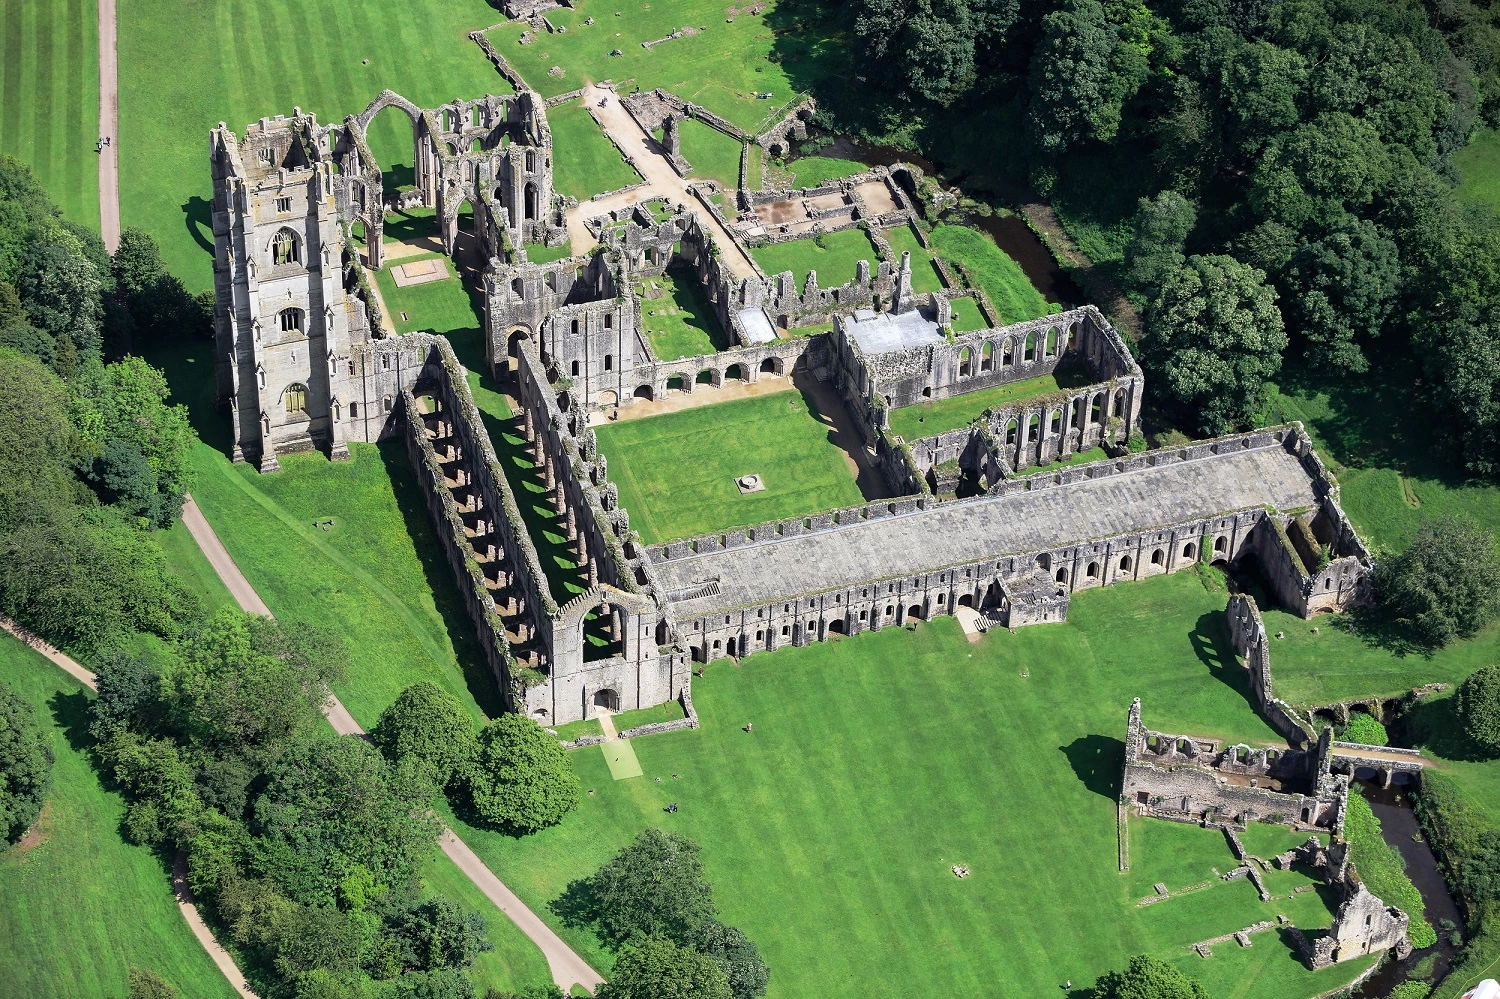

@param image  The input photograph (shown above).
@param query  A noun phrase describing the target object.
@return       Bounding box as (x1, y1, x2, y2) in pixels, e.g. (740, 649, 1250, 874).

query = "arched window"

(1151, 548, 1164, 565)
(604, 314, 613, 329)
(278, 307, 302, 332)
(512, 277, 524, 298)
(1086, 562, 1099, 579)
(1005, 418, 1018, 446)
(1002, 338, 1014, 365)
(271, 227, 300, 266)
(958, 346, 971, 377)
(284, 383, 308, 414)
(1046, 327, 1058, 355)
(350, 402, 359, 418)
(570, 359, 580, 376)
(1183, 542, 1197, 560)
(980, 342, 994, 371)
(525, 150, 536, 173)
(1024, 332, 1037, 362)
(1049, 409, 1061, 434)
(1119, 555, 1132, 572)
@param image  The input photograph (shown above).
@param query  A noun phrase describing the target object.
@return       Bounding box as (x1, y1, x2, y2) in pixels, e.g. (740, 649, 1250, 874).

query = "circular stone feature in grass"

(736, 474, 766, 494)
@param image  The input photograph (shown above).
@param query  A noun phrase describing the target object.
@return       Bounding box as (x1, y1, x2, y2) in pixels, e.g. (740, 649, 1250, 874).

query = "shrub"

(597, 936, 732, 999)
(463, 714, 579, 834)
(371, 682, 476, 787)
(123, 967, 179, 999)
(1342, 713, 1389, 747)
(0, 680, 53, 843)
(1457, 665, 1500, 756)
(1389, 983, 1430, 999)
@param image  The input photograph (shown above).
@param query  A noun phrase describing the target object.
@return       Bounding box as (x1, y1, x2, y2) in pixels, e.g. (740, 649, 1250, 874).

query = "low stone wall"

(620, 687, 701, 739)
(1226, 593, 1317, 746)
(468, 30, 531, 93)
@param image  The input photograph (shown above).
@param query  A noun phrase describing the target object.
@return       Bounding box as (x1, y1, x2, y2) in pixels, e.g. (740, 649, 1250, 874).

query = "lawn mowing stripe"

(1, 4, 24, 177)
(64, 0, 94, 228)
(199, 447, 466, 716)
(600, 737, 643, 780)
(596, 432, 664, 542)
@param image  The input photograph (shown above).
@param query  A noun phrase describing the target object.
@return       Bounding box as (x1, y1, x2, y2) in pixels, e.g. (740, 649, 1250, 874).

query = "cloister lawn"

(887, 369, 1092, 442)
(751, 226, 882, 291)
(489, 0, 845, 134)
(884, 224, 945, 295)
(639, 265, 728, 361)
(0, 0, 99, 230)
(594, 391, 866, 543)
(119, 0, 510, 290)
(0, 637, 238, 999)
(786, 154, 866, 188)
(678, 118, 744, 192)
(443, 572, 1374, 998)
(548, 101, 641, 202)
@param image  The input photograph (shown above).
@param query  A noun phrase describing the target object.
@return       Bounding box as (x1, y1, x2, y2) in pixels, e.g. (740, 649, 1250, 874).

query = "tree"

(113, 227, 165, 300)
(372, 682, 476, 787)
(1283, 216, 1399, 374)
(463, 714, 578, 834)
(1091, 954, 1208, 999)
(1376, 516, 1500, 648)
(1457, 665, 1500, 756)
(484, 987, 566, 999)
(252, 736, 438, 907)
(17, 239, 103, 364)
(597, 937, 733, 999)
(1219, 40, 1308, 157)
(578, 828, 718, 947)
(1249, 113, 1389, 230)
(387, 894, 492, 971)
(0, 348, 74, 531)
(1124, 191, 1197, 292)
(1028, 0, 1124, 155)
(124, 967, 179, 999)
(167, 609, 347, 759)
(850, 0, 1018, 107)
(695, 920, 770, 999)
(1143, 254, 1288, 435)
(0, 680, 53, 843)
(89, 648, 167, 738)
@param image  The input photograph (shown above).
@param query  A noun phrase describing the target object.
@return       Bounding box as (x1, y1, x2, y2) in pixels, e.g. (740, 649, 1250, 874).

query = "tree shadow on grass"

(1060, 734, 1123, 800)
(377, 438, 504, 718)
(549, 875, 606, 936)
(47, 689, 94, 755)
(1403, 695, 1495, 763)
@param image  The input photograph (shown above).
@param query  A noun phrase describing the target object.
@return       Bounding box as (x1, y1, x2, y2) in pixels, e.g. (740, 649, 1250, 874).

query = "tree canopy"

(0, 680, 53, 844)
(1091, 954, 1209, 999)
(373, 681, 477, 788)
(598, 936, 734, 999)
(1375, 516, 1500, 648)
(1457, 664, 1500, 757)
(463, 713, 578, 834)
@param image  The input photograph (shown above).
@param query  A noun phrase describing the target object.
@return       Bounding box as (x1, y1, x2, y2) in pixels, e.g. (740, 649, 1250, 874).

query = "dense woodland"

(825, 0, 1500, 468)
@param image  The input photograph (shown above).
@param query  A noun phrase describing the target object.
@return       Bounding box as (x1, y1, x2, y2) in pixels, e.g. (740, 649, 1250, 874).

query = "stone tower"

(893, 250, 915, 314)
(211, 114, 371, 472)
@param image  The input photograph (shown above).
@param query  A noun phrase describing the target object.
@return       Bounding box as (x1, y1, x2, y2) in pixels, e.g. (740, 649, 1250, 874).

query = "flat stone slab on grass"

(736, 473, 766, 494)
(391, 257, 451, 287)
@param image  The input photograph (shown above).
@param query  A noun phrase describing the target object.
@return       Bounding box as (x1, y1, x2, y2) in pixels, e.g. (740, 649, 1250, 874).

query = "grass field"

(488, 0, 845, 134)
(0, 0, 99, 230)
(595, 390, 867, 543)
(752, 226, 881, 290)
(888, 370, 1090, 441)
(548, 101, 641, 202)
(155, 517, 237, 614)
(118, 0, 510, 290)
(0, 636, 239, 999)
(883, 224, 944, 296)
(931, 224, 1054, 324)
(419, 852, 553, 994)
(441, 572, 1372, 998)
(678, 119, 744, 191)
(787, 155, 866, 188)
(1456, 129, 1500, 213)
(640, 265, 728, 361)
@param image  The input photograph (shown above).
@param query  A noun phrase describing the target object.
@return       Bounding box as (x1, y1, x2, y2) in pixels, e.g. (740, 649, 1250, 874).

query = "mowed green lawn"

(884, 224, 945, 295)
(786, 155, 866, 188)
(888, 369, 1090, 441)
(548, 101, 641, 202)
(1456, 129, 1500, 213)
(0, 0, 99, 230)
(0, 636, 238, 999)
(595, 390, 866, 543)
(442, 572, 1373, 998)
(678, 118, 743, 191)
(119, 0, 509, 290)
(752, 226, 881, 290)
(489, 0, 845, 133)
(639, 265, 728, 361)
(931, 223, 1053, 324)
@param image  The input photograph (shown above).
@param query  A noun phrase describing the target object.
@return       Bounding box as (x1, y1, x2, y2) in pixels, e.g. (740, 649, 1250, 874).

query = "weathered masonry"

(211, 87, 562, 470)
(650, 426, 1371, 663)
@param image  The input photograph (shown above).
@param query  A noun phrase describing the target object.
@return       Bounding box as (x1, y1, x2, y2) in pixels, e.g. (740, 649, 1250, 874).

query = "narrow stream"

(1353, 776, 1464, 996)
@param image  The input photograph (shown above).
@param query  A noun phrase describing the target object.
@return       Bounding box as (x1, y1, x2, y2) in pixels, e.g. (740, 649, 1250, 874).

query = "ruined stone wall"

(1225, 594, 1317, 747)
